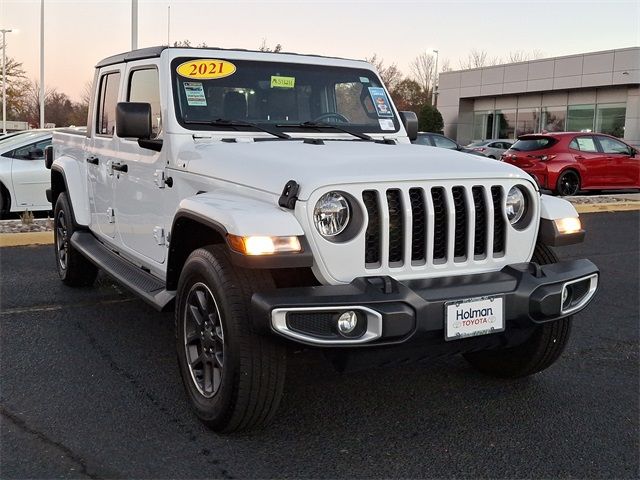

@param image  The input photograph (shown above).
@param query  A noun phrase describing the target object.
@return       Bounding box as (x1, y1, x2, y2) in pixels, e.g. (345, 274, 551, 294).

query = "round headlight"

(506, 186, 527, 225)
(313, 192, 350, 237)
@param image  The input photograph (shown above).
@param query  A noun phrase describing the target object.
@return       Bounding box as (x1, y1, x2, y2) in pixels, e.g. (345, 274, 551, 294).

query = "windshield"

(171, 57, 399, 135)
(511, 137, 557, 151)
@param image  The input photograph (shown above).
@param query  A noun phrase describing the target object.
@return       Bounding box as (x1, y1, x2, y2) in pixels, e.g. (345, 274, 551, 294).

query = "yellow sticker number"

(176, 59, 236, 80)
(271, 76, 296, 89)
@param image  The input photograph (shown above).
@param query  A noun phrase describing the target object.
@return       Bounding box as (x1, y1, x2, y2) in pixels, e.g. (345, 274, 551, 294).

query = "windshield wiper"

(184, 118, 291, 140)
(278, 121, 373, 141)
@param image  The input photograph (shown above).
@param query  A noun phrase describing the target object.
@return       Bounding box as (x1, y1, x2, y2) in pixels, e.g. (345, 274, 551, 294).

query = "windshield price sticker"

(368, 87, 393, 117)
(378, 118, 395, 130)
(176, 59, 236, 80)
(184, 82, 207, 106)
(271, 75, 296, 89)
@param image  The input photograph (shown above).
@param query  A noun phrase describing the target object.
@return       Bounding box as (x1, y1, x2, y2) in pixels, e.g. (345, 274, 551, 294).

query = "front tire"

(175, 245, 286, 432)
(463, 242, 572, 378)
(53, 192, 98, 287)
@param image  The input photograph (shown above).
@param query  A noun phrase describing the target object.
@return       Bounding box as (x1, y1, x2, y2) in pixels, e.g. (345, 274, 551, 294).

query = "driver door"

(9, 137, 51, 209)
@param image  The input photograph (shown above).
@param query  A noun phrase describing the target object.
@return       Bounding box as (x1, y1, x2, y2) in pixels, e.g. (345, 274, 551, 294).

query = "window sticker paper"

(368, 87, 393, 117)
(378, 118, 395, 130)
(184, 82, 207, 106)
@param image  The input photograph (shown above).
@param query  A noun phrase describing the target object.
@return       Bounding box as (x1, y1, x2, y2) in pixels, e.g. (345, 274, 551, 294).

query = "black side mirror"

(44, 145, 54, 169)
(399, 111, 418, 141)
(631, 148, 637, 157)
(116, 102, 152, 139)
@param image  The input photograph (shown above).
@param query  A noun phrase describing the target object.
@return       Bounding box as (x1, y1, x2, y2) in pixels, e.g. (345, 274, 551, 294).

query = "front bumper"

(252, 259, 599, 350)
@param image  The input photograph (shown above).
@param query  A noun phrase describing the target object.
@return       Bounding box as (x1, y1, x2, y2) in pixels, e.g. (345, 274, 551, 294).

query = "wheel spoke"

(213, 364, 222, 392)
(185, 329, 200, 344)
(203, 360, 213, 393)
(195, 289, 208, 313)
(189, 304, 204, 326)
(189, 351, 205, 368)
(214, 351, 223, 368)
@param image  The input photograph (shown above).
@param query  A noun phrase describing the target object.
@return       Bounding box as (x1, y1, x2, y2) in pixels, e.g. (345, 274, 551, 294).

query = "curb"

(0, 231, 54, 247)
(573, 202, 640, 214)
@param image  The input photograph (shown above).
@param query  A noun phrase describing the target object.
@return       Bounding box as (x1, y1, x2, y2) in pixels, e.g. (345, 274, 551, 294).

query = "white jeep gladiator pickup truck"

(46, 46, 599, 432)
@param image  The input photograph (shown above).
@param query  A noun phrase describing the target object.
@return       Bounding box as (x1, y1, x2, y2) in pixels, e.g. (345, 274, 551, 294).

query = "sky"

(1, 0, 639, 101)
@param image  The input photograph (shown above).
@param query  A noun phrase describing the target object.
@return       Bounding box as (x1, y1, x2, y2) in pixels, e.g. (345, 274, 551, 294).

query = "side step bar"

(71, 231, 175, 311)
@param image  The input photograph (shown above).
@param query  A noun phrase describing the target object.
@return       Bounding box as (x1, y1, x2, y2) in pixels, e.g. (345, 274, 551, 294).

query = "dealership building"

(437, 46, 640, 147)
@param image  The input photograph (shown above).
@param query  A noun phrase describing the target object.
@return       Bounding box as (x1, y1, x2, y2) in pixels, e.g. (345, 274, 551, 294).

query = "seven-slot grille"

(362, 185, 506, 268)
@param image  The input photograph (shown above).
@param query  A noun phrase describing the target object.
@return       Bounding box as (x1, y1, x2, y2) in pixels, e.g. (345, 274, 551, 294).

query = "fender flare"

(51, 157, 90, 227)
(166, 192, 312, 290)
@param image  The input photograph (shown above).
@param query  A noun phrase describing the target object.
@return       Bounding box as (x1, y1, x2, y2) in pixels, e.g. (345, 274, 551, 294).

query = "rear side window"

(128, 68, 161, 138)
(510, 137, 557, 151)
(96, 72, 121, 136)
(414, 135, 432, 146)
(570, 136, 599, 153)
(432, 135, 458, 149)
(9, 139, 51, 160)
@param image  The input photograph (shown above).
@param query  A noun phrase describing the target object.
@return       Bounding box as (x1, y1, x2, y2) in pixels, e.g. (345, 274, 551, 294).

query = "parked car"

(412, 132, 485, 156)
(466, 140, 513, 159)
(0, 130, 53, 215)
(501, 132, 639, 196)
(49, 46, 598, 432)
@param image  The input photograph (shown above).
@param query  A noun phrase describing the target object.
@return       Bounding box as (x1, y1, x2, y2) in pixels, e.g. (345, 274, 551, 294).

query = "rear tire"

(54, 192, 98, 287)
(463, 242, 572, 378)
(555, 170, 581, 196)
(175, 245, 286, 432)
(0, 183, 10, 218)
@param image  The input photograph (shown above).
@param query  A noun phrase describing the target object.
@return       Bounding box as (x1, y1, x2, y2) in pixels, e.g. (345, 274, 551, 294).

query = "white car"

(466, 140, 513, 159)
(0, 130, 53, 215)
(49, 46, 599, 432)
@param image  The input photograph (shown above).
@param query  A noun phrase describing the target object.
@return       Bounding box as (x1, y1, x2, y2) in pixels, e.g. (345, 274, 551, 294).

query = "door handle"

(86, 156, 99, 165)
(574, 155, 585, 160)
(111, 163, 128, 173)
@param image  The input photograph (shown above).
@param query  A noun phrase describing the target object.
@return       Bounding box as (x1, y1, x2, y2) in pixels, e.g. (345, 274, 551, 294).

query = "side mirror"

(116, 102, 152, 139)
(399, 111, 418, 141)
(631, 148, 637, 157)
(44, 145, 54, 169)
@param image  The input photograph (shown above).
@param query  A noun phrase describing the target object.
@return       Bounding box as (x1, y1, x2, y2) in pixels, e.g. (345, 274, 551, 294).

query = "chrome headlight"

(313, 192, 350, 237)
(506, 186, 527, 225)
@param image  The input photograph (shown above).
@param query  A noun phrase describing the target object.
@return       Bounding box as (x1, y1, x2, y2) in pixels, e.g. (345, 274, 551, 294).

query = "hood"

(180, 139, 531, 200)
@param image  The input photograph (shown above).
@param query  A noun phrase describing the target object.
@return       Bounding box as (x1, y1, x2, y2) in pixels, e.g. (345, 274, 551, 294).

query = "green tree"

(390, 78, 428, 114)
(418, 104, 443, 133)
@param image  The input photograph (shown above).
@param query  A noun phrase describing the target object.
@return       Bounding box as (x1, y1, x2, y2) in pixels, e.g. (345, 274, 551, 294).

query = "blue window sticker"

(368, 87, 393, 117)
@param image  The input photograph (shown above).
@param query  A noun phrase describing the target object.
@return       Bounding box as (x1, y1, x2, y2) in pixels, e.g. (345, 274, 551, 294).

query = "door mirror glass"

(116, 102, 152, 139)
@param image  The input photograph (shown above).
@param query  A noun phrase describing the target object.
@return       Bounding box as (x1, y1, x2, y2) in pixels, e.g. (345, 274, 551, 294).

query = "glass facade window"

(495, 109, 516, 139)
(541, 107, 566, 132)
(596, 103, 626, 138)
(515, 108, 540, 137)
(473, 111, 493, 140)
(567, 104, 595, 132)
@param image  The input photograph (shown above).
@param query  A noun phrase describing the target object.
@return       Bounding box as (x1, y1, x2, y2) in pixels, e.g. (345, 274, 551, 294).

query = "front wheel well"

(50, 169, 67, 206)
(166, 216, 227, 290)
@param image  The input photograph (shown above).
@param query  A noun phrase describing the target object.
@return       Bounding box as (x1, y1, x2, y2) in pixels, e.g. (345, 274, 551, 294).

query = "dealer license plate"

(445, 295, 504, 341)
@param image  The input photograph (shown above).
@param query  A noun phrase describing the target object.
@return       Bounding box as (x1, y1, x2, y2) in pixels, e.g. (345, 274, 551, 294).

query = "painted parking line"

(574, 202, 640, 214)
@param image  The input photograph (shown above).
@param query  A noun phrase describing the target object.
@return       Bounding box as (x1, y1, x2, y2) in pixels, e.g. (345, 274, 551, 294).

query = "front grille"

(363, 185, 507, 268)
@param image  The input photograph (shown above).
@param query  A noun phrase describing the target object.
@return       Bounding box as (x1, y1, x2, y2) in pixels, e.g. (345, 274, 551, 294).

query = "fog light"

(337, 311, 358, 335)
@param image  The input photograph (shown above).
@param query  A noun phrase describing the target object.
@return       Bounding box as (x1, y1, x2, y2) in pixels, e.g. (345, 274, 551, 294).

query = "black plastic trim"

(538, 218, 586, 246)
(252, 258, 599, 348)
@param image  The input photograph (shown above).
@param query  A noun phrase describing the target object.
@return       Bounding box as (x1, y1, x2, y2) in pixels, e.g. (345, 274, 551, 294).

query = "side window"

(598, 136, 630, 155)
(128, 68, 161, 138)
(414, 135, 431, 146)
(433, 135, 458, 149)
(573, 136, 599, 153)
(96, 72, 121, 136)
(10, 139, 51, 160)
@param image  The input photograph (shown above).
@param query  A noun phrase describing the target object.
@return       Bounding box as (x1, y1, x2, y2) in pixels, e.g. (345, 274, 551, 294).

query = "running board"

(71, 231, 175, 311)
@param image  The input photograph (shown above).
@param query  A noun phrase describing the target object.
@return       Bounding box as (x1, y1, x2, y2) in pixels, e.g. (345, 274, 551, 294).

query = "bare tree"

(259, 39, 283, 53)
(410, 52, 436, 100)
(365, 54, 403, 91)
(440, 58, 452, 73)
(458, 49, 500, 69)
(173, 39, 207, 48)
(80, 80, 93, 107)
(507, 49, 546, 63)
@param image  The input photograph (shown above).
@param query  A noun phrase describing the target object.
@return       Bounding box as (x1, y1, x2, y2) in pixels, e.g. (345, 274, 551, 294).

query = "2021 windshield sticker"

(176, 59, 236, 80)
(184, 82, 207, 106)
(271, 75, 296, 89)
(368, 87, 393, 117)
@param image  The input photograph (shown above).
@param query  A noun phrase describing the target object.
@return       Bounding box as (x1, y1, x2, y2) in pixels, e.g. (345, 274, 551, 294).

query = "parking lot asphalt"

(1, 211, 638, 479)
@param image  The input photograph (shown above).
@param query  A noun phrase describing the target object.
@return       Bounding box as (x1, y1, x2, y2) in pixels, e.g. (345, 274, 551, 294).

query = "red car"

(501, 132, 639, 196)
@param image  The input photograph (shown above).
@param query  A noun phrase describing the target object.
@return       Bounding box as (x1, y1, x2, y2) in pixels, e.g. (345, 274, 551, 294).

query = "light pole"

(40, 0, 44, 128)
(132, 0, 138, 50)
(432, 49, 439, 107)
(1, 29, 12, 134)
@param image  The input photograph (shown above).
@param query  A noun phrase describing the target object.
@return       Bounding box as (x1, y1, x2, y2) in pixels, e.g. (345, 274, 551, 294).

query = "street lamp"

(432, 49, 439, 106)
(1, 28, 13, 135)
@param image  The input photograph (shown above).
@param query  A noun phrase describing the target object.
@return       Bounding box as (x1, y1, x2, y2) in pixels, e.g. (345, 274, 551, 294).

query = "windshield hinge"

(278, 180, 300, 210)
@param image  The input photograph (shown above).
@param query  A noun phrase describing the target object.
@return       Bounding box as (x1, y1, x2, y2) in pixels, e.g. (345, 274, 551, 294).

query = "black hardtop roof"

(95, 45, 366, 68)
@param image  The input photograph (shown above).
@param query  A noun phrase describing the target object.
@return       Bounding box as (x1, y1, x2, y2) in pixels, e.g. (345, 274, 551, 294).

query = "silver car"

(465, 140, 513, 159)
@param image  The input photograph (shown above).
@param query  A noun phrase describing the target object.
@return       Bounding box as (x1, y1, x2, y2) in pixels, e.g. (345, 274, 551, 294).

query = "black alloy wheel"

(184, 282, 225, 398)
(557, 170, 580, 196)
(56, 209, 69, 271)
